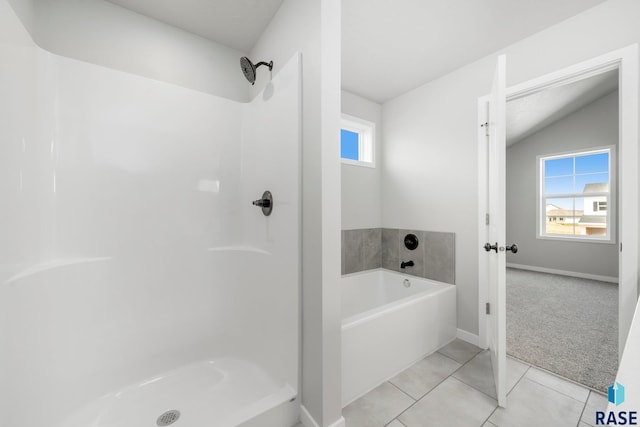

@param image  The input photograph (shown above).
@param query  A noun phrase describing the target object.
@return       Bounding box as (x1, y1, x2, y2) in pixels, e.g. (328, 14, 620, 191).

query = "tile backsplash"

(342, 228, 455, 284)
(342, 228, 381, 275)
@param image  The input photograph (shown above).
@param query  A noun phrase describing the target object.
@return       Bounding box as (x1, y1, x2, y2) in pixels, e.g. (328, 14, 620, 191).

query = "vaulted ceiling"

(507, 69, 618, 146)
(342, 0, 608, 103)
(107, 0, 608, 104)
(106, 0, 283, 52)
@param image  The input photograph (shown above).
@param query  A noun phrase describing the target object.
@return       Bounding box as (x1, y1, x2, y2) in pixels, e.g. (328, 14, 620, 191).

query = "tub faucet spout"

(401, 260, 414, 269)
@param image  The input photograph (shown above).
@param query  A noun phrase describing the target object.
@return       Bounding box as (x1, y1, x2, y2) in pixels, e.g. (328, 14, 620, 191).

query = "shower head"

(240, 56, 273, 85)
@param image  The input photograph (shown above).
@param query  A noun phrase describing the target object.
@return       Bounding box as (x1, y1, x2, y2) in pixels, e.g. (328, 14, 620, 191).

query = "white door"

(484, 54, 507, 407)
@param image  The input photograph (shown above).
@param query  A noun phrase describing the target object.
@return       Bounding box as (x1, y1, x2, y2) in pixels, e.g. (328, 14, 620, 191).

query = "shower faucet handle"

(252, 190, 273, 216)
(252, 198, 271, 208)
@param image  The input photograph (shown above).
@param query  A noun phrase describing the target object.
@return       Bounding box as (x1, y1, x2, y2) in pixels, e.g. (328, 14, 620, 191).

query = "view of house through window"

(539, 147, 614, 241)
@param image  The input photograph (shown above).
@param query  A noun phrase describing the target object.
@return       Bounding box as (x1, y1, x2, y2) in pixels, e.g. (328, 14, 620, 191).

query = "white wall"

(382, 0, 640, 336)
(7, 0, 249, 101)
(506, 91, 619, 278)
(341, 90, 382, 230)
(250, 1, 343, 426)
(0, 2, 302, 425)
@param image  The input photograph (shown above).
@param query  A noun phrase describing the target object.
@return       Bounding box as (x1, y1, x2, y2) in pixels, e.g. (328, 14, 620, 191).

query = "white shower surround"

(0, 3, 301, 426)
(341, 269, 456, 406)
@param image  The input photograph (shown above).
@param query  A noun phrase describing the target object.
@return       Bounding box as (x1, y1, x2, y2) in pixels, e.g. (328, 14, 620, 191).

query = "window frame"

(536, 146, 616, 244)
(341, 113, 375, 168)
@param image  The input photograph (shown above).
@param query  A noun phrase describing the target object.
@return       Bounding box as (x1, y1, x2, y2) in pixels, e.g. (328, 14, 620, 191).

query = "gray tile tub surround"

(381, 228, 399, 271)
(382, 228, 455, 284)
(341, 228, 382, 274)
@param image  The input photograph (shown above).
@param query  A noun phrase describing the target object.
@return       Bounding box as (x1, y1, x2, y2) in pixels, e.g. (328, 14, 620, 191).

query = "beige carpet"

(506, 268, 618, 393)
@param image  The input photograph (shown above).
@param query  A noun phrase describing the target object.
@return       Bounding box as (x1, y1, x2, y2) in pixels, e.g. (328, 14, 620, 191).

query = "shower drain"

(157, 409, 181, 426)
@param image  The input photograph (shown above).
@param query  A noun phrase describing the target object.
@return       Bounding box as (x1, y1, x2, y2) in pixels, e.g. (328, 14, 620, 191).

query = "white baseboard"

(456, 329, 480, 347)
(300, 406, 345, 427)
(507, 263, 618, 284)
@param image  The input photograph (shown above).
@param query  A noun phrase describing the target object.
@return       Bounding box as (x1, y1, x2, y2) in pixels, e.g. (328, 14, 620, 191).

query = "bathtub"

(341, 269, 456, 406)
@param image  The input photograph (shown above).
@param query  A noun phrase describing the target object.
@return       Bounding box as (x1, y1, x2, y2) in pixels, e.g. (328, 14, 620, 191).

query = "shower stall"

(0, 2, 301, 426)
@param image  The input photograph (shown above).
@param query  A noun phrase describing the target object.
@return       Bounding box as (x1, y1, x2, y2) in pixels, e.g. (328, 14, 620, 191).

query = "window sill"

(537, 234, 617, 245)
(341, 159, 375, 168)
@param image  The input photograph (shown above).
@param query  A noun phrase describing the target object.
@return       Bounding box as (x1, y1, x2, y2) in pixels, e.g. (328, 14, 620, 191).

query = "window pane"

(540, 149, 612, 241)
(576, 173, 609, 193)
(544, 197, 575, 235)
(575, 152, 608, 174)
(544, 176, 573, 195)
(576, 196, 608, 237)
(544, 157, 573, 177)
(341, 129, 359, 160)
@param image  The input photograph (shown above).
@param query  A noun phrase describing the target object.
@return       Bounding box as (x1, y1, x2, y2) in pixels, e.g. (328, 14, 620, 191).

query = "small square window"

(340, 129, 359, 160)
(341, 114, 375, 167)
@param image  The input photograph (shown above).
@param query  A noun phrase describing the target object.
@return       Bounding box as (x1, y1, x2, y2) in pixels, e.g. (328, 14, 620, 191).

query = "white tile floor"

(341, 339, 609, 427)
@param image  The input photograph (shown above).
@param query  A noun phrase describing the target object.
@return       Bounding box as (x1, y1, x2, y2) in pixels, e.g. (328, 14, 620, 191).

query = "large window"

(341, 114, 375, 167)
(538, 147, 615, 242)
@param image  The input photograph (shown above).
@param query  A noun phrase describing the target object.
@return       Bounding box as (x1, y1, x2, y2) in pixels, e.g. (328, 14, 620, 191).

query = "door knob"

(484, 242, 498, 253)
(506, 244, 518, 253)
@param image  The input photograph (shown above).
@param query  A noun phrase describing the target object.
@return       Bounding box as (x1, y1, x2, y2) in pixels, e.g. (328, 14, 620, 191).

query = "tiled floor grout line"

(451, 374, 499, 402)
(436, 348, 483, 367)
(484, 406, 499, 426)
(524, 374, 591, 405)
(383, 418, 407, 427)
(507, 353, 607, 397)
(386, 380, 417, 402)
(508, 364, 531, 395)
(386, 349, 488, 425)
(506, 351, 606, 427)
(576, 391, 592, 427)
(452, 367, 501, 402)
(440, 349, 501, 402)
(480, 364, 530, 426)
(388, 373, 452, 424)
(388, 350, 478, 425)
(347, 340, 603, 427)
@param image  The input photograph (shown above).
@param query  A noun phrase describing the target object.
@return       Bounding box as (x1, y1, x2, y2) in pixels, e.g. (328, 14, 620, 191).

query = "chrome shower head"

(240, 56, 273, 85)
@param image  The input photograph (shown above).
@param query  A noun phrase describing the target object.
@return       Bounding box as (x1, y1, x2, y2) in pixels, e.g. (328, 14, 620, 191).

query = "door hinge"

(481, 121, 489, 137)
(620, 242, 623, 252)
(486, 302, 491, 315)
(485, 213, 490, 225)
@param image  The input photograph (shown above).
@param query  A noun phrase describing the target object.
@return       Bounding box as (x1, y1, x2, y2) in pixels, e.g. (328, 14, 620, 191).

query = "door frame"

(478, 44, 639, 358)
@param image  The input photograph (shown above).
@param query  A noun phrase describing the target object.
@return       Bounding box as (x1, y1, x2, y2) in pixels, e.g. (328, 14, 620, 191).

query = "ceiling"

(106, 0, 608, 104)
(506, 69, 618, 146)
(106, 0, 283, 52)
(342, 0, 607, 103)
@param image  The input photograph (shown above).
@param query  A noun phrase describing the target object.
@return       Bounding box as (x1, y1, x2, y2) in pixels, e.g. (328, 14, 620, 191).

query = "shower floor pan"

(60, 358, 296, 427)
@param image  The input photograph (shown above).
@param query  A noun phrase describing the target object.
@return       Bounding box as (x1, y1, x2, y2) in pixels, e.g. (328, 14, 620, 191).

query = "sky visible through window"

(544, 151, 609, 210)
(341, 129, 359, 160)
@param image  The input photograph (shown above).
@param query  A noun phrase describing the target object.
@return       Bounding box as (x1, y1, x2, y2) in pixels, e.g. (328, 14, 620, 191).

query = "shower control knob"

(252, 190, 273, 216)
(252, 198, 271, 208)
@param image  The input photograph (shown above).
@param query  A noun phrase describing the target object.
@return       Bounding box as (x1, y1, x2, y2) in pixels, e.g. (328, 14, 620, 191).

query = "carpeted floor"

(506, 268, 618, 393)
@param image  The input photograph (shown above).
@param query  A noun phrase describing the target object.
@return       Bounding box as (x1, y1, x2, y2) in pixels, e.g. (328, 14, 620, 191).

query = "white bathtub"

(341, 269, 456, 406)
